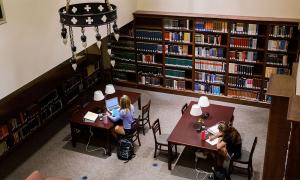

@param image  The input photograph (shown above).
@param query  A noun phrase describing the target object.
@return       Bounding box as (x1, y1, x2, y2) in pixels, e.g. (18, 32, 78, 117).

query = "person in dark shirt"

(209, 122, 242, 169)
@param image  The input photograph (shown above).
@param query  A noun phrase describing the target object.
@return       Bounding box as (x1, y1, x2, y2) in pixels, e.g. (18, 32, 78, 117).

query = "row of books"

(265, 67, 290, 78)
(195, 34, 223, 46)
(136, 30, 162, 40)
(165, 79, 186, 90)
(195, 47, 225, 59)
(164, 19, 190, 30)
(228, 88, 259, 100)
(165, 57, 192, 68)
(164, 32, 191, 42)
(268, 40, 288, 52)
(139, 54, 159, 64)
(266, 54, 288, 66)
(114, 63, 136, 72)
(195, 72, 225, 84)
(136, 42, 162, 53)
(138, 65, 162, 76)
(139, 76, 161, 86)
(228, 77, 261, 89)
(165, 69, 186, 78)
(195, 83, 222, 95)
(111, 41, 134, 50)
(112, 51, 135, 62)
(230, 37, 258, 49)
(270, 25, 294, 38)
(228, 63, 254, 75)
(231, 23, 259, 35)
(165, 44, 190, 55)
(0, 141, 8, 156)
(229, 50, 259, 62)
(195, 21, 228, 33)
(195, 60, 226, 72)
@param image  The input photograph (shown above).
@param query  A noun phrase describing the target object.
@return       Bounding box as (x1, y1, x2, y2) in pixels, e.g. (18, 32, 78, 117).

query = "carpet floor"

(1, 86, 269, 180)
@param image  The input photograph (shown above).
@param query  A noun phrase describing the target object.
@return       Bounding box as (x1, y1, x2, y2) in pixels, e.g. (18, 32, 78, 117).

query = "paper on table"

(207, 124, 219, 135)
(206, 138, 219, 146)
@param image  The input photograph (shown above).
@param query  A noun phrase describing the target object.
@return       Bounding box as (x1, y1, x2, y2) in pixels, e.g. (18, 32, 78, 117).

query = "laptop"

(105, 97, 120, 112)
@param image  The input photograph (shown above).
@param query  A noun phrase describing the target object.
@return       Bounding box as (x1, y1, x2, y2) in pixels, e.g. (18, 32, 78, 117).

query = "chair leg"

(147, 119, 151, 129)
(175, 145, 177, 155)
(248, 165, 251, 180)
(137, 134, 141, 146)
(154, 144, 157, 158)
(141, 120, 145, 135)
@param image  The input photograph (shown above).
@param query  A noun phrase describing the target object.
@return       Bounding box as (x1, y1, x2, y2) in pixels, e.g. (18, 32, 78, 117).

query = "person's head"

(218, 122, 229, 133)
(119, 95, 131, 110)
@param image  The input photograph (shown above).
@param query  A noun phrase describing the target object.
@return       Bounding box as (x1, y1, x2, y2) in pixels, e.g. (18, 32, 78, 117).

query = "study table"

(69, 90, 141, 156)
(167, 101, 235, 170)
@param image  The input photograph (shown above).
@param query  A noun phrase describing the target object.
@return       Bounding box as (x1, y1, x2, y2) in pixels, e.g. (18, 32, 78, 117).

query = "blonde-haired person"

(108, 95, 135, 136)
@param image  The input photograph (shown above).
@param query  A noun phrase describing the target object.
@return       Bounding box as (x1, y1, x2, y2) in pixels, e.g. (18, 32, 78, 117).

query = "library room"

(0, 0, 300, 179)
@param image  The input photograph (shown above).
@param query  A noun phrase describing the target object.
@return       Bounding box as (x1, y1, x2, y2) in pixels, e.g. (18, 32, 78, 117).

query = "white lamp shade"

(105, 84, 115, 95)
(94, 90, 104, 101)
(198, 96, 210, 107)
(190, 104, 202, 116)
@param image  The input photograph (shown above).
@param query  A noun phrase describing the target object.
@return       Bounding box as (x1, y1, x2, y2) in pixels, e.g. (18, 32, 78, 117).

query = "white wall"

(137, 0, 300, 19)
(0, 0, 137, 99)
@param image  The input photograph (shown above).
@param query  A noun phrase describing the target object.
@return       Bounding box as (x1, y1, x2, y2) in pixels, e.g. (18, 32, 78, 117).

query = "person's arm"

(108, 111, 121, 122)
(209, 131, 223, 140)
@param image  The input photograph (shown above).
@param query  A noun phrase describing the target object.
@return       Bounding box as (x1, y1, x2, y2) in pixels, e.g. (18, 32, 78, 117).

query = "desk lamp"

(198, 96, 210, 119)
(105, 84, 115, 95)
(93, 90, 105, 113)
(190, 104, 203, 131)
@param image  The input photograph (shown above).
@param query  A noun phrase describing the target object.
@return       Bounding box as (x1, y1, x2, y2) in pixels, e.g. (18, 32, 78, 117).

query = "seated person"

(210, 122, 242, 168)
(107, 95, 135, 136)
(211, 122, 242, 159)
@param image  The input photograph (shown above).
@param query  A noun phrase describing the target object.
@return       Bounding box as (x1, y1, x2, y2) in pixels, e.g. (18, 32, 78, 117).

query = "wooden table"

(70, 90, 141, 156)
(167, 101, 235, 170)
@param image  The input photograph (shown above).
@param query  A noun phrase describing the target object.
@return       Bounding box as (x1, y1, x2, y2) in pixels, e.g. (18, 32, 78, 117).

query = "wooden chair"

(152, 118, 177, 158)
(181, 103, 188, 115)
(139, 100, 151, 135)
(230, 137, 258, 180)
(123, 117, 141, 146)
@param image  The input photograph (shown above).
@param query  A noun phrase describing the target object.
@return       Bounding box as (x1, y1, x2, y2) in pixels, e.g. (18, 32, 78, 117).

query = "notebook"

(83, 111, 98, 123)
(105, 97, 120, 112)
(207, 124, 219, 135)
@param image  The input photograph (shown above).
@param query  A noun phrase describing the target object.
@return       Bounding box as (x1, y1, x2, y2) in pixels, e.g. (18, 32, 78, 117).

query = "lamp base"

(193, 122, 203, 132)
(200, 112, 209, 119)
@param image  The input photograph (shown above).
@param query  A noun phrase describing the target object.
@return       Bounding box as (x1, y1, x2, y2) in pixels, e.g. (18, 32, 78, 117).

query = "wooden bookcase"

(111, 11, 300, 107)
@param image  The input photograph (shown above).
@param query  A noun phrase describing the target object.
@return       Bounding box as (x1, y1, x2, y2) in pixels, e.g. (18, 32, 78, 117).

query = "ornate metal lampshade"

(59, 0, 119, 70)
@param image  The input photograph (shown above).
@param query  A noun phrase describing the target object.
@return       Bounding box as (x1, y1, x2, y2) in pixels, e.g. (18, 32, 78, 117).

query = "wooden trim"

(134, 11, 300, 24)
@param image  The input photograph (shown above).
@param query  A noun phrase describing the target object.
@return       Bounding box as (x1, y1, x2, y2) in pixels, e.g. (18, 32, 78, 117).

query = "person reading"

(107, 95, 135, 137)
(209, 122, 242, 169)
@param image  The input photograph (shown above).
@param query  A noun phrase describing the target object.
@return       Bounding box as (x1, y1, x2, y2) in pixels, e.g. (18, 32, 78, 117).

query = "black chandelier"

(59, 0, 119, 70)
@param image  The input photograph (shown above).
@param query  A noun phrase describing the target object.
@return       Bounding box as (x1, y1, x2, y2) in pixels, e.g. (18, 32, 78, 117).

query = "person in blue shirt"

(108, 95, 135, 136)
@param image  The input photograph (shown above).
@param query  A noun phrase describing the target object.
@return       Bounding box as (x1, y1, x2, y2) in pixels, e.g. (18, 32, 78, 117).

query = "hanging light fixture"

(59, 0, 119, 70)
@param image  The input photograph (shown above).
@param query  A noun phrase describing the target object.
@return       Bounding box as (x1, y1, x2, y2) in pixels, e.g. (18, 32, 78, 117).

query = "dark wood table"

(167, 101, 235, 170)
(70, 90, 141, 156)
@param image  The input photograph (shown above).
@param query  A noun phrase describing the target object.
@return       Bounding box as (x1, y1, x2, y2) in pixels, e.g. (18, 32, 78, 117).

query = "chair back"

(142, 100, 151, 120)
(152, 118, 161, 143)
(125, 118, 139, 138)
(249, 137, 258, 162)
(181, 103, 188, 115)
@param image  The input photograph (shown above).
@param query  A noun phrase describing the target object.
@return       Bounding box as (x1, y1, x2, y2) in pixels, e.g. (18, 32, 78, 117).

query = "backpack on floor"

(117, 139, 135, 162)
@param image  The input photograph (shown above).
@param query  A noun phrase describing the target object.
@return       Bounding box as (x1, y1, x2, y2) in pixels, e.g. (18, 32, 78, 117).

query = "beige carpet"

(3, 86, 269, 180)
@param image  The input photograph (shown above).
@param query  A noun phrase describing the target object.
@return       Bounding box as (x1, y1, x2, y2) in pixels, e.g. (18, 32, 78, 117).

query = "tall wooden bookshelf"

(112, 11, 300, 107)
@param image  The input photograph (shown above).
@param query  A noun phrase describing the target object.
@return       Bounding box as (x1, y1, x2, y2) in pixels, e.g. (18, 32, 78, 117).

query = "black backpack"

(117, 139, 135, 162)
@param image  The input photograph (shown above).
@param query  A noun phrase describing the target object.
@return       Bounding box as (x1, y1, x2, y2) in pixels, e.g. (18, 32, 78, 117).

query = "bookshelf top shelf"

(134, 11, 300, 24)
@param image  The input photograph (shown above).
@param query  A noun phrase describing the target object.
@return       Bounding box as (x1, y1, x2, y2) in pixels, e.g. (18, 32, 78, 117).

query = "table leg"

(168, 142, 172, 170)
(70, 123, 76, 147)
(138, 96, 141, 110)
(106, 129, 112, 156)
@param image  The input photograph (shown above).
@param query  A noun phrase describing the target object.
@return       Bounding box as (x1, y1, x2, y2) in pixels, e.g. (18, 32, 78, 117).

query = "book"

(207, 124, 219, 135)
(83, 111, 98, 123)
(206, 137, 219, 145)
